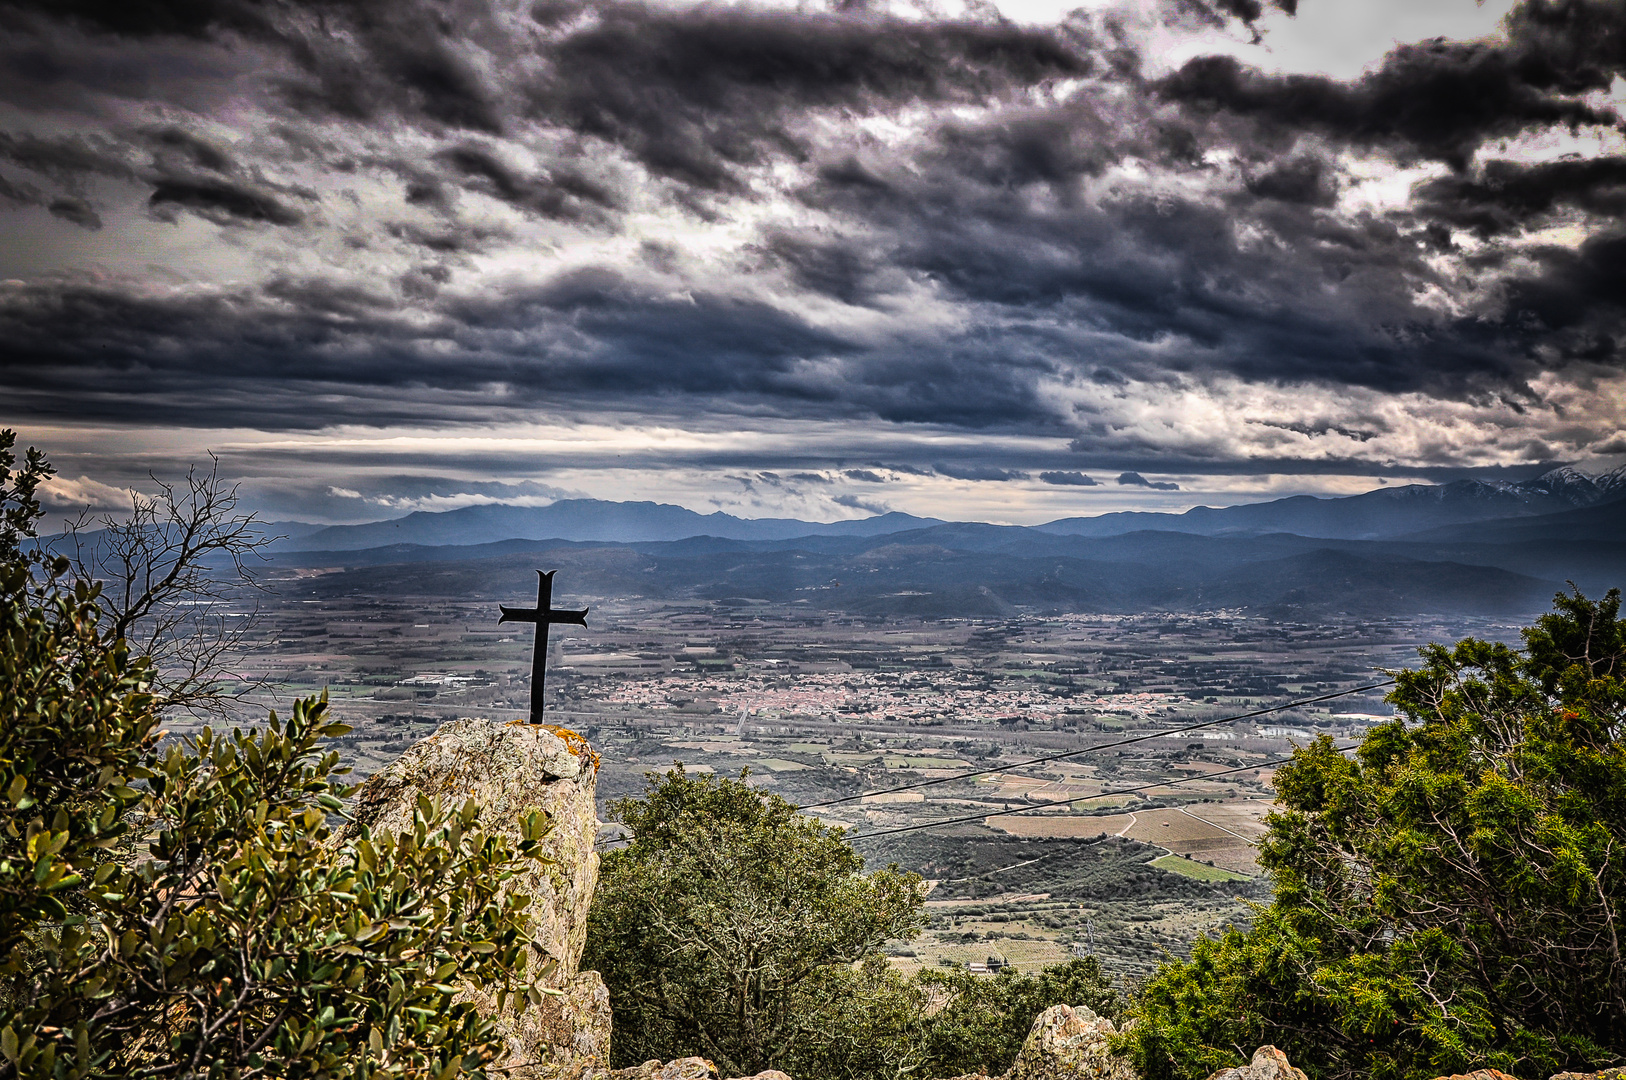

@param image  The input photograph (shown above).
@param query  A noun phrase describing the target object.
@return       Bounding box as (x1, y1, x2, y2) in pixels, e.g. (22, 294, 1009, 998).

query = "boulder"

(931, 1003, 1136, 1080)
(1551, 1072, 1626, 1080)
(1204, 1047, 1308, 1080)
(339, 718, 607, 1074)
(1427, 1072, 1521, 1080)
(1006, 1004, 1135, 1080)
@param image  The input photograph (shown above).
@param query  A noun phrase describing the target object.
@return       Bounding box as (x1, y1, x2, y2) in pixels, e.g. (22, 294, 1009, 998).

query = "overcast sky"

(2, 0, 1623, 525)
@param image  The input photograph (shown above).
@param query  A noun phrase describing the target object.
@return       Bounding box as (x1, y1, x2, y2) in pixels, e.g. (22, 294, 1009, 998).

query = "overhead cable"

(798, 680, 1393, 810)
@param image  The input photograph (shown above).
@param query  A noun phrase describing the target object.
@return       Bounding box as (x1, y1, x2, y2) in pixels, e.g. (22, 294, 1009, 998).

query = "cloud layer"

(1, 0, 1623, 519)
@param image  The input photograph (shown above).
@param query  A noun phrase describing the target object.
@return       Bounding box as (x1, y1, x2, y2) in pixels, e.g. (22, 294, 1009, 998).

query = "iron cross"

(499, 570, 589, 723)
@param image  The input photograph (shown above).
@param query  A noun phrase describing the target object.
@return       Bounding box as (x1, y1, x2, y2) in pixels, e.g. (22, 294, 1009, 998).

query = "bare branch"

(54, 454, 282, 718)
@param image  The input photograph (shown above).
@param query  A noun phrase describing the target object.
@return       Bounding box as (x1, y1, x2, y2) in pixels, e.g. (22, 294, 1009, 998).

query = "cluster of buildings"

(584, 667, 1180, 726)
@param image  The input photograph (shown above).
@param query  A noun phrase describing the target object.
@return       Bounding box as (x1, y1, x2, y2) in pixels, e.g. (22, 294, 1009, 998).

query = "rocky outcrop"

(932, 1003, 1136, 1080)
(1006, 1005, 1136, 1080)
(340, 718, 608, 1074)
(1203, 1047, 1307, 1080)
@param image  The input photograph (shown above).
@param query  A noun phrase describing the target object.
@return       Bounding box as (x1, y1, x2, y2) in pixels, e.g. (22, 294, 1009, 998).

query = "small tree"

(1121, 588, 1626, 1080)
(585, 769, 926, 1077)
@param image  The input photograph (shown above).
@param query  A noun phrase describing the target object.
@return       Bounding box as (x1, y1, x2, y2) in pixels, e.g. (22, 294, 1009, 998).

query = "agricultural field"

(1150, 854, 1251, 883)
(203, 589, 1521, 982)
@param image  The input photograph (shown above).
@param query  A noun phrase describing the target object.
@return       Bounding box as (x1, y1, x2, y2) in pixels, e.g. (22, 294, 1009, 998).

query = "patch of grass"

(1149, 854, 1250, 882)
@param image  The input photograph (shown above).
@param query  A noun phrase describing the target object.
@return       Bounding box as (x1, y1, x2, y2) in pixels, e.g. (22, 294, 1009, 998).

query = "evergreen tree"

(1122, 589, 1626, 1080)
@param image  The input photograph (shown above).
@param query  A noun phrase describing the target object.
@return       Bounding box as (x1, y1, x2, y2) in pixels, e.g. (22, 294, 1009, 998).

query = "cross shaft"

(499, 569, 589, 722)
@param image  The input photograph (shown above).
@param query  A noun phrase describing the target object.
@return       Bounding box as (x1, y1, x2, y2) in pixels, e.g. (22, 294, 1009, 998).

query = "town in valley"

(196, 569, 1523, 986)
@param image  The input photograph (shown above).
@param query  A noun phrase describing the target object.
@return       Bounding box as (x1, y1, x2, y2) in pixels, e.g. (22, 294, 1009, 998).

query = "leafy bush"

(1, 432, 557, 1080)
(1120, 589, 1626, 1080)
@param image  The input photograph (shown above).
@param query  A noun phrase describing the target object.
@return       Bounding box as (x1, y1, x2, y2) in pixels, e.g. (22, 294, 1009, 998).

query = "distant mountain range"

(275, 466, 1626, 552)
(1034, 466, 1626, 540)
(264, 466, 1626, 618)
(277, 502, 945, 550)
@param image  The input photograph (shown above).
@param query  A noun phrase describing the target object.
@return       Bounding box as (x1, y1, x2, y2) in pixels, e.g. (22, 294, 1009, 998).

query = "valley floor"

(189, 587, 1523, 984)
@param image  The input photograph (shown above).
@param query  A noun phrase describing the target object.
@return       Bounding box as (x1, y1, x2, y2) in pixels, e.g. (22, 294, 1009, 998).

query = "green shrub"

(0, 432, 557, 1080)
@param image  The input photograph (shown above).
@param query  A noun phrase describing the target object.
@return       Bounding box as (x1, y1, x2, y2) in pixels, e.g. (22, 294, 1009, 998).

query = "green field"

(1150, 854, 1251, 882)
(756, 758, 812, 771)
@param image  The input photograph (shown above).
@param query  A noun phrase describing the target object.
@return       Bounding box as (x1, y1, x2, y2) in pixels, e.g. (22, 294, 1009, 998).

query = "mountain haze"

(1034, 467, 1626, 541)
(278, 467, 1626, 553)
(264, 467, 1626, 618)
(285, 501, 944, 550)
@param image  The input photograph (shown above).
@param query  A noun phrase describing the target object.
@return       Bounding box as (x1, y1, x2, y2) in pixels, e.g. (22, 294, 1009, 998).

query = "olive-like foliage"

(1, 433, 556, 1080)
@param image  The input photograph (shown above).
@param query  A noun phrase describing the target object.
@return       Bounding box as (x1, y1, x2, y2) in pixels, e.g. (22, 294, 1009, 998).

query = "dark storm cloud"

(46, 194, 101, 228)
(282, 12, 506, 133)
(0, 0, 1623, 473)
(935, 463, 1028, 481)
(0, 170, 103, 228)
(790, 3, 1626, 400)
(386, 221, 511, 254)
(145, 125, 235, 172)
(756, 230, 888, 307)
(435, 145, 620, 222)
(0, 0, 272, 39)
(0, 124, 314, 228)
(1039, 471, 1097, 486)
(1242, 153, 1338, 206)
(0, 268, 854, 426)
(1497, 230, 1626, 359)
(148, 177, 306, 225)
(1157, 0, 1626, 171)
(1255, 419, 1380, 443)
(0, 130, 136, 184)
(832, 493, 889, 513)
(1410, 157, 1626, 238)
(1117, 471, 1179, 490)
(522, 2, 1095, 191)
(808, 164, 1509, 397)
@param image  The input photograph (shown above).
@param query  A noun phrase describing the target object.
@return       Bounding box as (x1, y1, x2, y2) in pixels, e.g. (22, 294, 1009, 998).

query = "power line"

(799, 680, 1392, 810)
(840, 747, 1357, 842)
